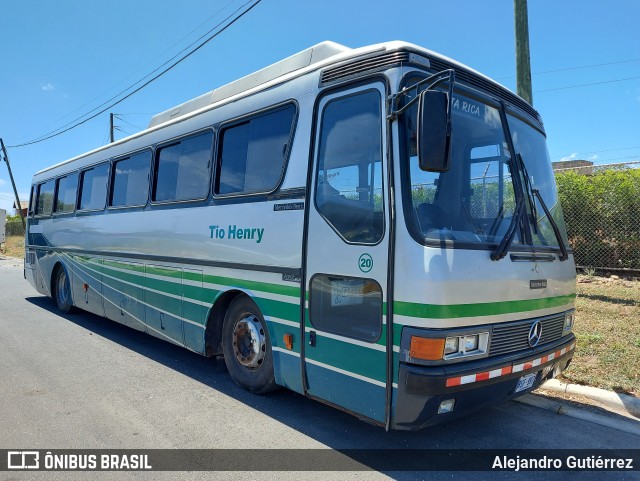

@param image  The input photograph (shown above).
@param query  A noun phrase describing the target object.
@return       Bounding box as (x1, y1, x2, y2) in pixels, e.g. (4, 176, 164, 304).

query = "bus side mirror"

(417, 90, 452, 172)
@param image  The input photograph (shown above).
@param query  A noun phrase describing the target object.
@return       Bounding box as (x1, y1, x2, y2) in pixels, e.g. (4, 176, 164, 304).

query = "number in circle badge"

(358, 253, 373, 273)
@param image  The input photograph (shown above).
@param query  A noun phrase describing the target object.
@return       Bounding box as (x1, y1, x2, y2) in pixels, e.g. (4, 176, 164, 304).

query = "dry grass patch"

(561, 274, 640, 396)
(0, 235, 24, 258)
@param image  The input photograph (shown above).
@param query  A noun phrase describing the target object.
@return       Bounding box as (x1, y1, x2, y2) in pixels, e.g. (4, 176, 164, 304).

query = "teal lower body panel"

(271, 349, 303, 394)
(305, 362, 386, 424)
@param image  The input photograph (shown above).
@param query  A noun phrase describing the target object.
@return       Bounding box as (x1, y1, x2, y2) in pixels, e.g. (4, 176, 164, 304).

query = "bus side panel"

(68, 254, 104, 318)
(144, 265, 185, 347)
(182, 268, 207, 354)
(102, 260, 146, 332)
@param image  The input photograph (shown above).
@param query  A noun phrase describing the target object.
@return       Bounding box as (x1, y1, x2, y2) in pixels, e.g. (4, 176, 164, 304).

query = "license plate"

(515, 373, 537, 393)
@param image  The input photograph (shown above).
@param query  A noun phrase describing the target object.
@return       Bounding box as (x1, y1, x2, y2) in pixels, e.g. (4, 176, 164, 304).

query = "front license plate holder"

(515, 372, 537, 393)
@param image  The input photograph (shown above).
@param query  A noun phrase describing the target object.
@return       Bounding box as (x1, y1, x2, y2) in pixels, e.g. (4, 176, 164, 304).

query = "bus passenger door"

(303, 83, 390, 424)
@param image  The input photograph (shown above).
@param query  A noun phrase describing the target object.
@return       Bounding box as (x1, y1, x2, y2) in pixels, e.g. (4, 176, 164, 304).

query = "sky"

(0, 0, 638, 212)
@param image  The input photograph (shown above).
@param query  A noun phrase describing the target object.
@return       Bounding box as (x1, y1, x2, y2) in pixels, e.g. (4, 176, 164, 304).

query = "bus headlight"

(444, 337, 459, 355)
(404, 329, 490, 364)
(463, 335, 479, 351)
(443, 332, 489, 360)
(563, 311, 575, 334)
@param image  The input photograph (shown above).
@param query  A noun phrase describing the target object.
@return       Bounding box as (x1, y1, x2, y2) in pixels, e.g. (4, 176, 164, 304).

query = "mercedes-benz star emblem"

(528, 320, 543, 347)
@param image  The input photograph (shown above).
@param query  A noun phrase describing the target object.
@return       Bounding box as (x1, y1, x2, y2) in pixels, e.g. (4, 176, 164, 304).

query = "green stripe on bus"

(202, 273, 299, 298)
(306, 335, 386, 383)
(98, 257, 300, 298)
(393, 294, 576, 319)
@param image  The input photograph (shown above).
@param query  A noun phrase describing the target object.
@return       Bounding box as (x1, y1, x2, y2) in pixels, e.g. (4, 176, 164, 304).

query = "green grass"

(561, 275, 640, 395)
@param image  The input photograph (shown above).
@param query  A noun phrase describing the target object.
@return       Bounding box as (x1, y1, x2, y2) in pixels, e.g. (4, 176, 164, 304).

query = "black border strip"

(26, 245, 301, 276)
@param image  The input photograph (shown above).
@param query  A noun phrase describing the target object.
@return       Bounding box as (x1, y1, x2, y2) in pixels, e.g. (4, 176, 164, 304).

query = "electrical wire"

(114, 115, 144, 131)
(553, 146, 640, 159)
(8, 0, 262, 149)
(496, 57, 640, 80)
(534, 75, 640, 93)
(29, 0, 240, 135)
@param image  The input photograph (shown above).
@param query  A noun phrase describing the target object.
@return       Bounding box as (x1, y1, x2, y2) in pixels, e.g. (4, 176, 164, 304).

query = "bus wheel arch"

(219, 294, 278, 394)
(51, 262, 75, 314)
(204, 290, 242, 358)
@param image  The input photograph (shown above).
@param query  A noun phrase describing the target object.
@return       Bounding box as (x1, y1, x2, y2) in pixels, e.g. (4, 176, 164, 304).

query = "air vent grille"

(428, 57, 541, 124)
(321, 52, 411, 84)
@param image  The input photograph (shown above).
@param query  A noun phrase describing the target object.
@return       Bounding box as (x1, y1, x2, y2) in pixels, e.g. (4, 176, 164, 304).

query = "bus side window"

(35, 180, 55, 216)
(315, 89, 383, 244)
(110, 150, 151, 207)
(310, 274, 382, 342)
(78, 163, 110, 211)
(153, 131, 212, 203)
(215, 104, 296, 196)
(54, 172, 79, 214)
(28, 185, 36, 217)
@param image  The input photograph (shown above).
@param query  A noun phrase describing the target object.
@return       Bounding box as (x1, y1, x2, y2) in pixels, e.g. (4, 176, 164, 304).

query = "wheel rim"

(231, 314, 266, 370)
(57, 270, 69, 306)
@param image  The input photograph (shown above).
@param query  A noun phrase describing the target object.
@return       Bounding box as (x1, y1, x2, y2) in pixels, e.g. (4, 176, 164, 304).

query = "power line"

(30, 0, 240, 135)
(7, 0, 262, 149)
(114, 114, 144, 131)
(534, 75, 640, 93)
(553, 145, 640, 159)
(496, 57, 640, 80)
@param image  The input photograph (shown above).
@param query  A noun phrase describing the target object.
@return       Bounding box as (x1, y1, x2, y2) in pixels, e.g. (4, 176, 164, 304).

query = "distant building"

(552, 159, 593, 174)
(13, 200, 28, 217)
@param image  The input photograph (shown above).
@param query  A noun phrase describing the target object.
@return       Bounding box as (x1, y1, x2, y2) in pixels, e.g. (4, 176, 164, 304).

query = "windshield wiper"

(517, 154, 538, 235)
(531, 189, 569, 261)
(491, 196, 525, 261)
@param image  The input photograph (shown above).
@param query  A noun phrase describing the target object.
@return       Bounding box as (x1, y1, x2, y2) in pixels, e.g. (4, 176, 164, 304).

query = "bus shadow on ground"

(25, 295, 624, 476)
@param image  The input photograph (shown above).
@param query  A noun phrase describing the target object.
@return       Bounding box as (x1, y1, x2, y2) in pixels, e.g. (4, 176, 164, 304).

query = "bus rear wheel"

(222, 296, 277, 394)
(54, 265, 75, 314)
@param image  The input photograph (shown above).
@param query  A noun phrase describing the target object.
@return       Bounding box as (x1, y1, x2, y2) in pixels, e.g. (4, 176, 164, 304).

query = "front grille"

(428, 57, 542, 125)
(490, 313, 566, 356)
(321, 52, 411, 84)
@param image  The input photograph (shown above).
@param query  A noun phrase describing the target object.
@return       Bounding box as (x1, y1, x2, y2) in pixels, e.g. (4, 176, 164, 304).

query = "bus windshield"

(508, 114, 569, 247)
(404, 90, 520, 246)
(403, 84, 567, 250)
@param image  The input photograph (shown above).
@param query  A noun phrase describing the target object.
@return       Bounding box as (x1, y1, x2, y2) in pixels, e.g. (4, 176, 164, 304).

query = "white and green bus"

(25, 41, 576, 430)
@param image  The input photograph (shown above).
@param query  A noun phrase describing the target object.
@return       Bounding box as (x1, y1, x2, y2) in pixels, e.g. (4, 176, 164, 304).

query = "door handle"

(309, 330, 316, 347)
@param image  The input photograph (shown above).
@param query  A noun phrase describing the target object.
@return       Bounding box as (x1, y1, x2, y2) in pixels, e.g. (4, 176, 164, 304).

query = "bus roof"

(35, 40, 537, 177)
(147, 41, 351, 128)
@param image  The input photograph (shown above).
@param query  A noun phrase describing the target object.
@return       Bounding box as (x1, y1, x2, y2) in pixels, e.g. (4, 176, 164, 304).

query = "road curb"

(541, 379, 640, 418)
(515, 394, 640, 437)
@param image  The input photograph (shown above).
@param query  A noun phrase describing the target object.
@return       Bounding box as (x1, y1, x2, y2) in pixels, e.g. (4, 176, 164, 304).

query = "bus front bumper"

(393, 336, 576, 430)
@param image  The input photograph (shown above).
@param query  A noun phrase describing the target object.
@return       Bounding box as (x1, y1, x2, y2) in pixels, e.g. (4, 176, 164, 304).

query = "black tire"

(54, 265, 75, 314)
(222, 296, 277, 394)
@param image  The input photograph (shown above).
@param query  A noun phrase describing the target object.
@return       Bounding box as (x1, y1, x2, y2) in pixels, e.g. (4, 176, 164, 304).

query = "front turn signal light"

(410, 336, 445, 361)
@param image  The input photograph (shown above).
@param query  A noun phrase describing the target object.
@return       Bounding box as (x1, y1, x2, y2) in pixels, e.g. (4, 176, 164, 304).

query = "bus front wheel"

(222, 296, 277, 394)
(54, 265, 75, 314)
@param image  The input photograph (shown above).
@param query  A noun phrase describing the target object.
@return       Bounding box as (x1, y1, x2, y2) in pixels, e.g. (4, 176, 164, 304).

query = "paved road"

(0, 258, 637, 480)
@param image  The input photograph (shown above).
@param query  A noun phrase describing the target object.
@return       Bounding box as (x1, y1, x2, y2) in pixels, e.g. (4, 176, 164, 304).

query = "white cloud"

(559, 153, 577, 162)
(587, 154, 599, 161)
(41, 83, 55, 91)
(0, 179, 6, 186)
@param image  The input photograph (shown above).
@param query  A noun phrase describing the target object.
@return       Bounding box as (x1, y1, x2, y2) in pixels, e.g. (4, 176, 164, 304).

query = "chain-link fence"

(555, 161, 640, 273)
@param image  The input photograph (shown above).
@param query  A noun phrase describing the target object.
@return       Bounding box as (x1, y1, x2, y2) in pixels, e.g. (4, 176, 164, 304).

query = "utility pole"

(0, 138, 25, 229)
(514, 0, 533, 105)
(110, 113, 115, 143)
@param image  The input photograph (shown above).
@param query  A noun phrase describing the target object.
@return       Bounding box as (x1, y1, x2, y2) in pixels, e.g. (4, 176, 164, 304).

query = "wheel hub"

(232, 315, 266, 370)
